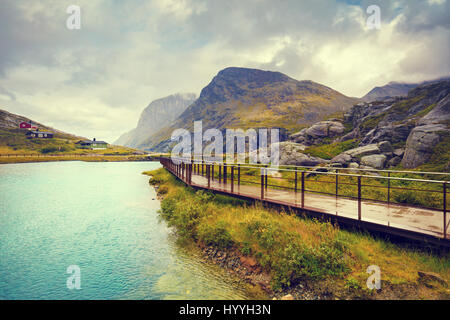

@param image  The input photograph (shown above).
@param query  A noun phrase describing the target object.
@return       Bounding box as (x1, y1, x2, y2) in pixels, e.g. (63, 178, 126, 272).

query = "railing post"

(265, 166, 268, 191)
(202, 161, 204, 176)
(231, 166, 234, 193)
(211, 164, 214, 181)
(358, 176, 362, 221)
(261, 168, 264, 199)
(219, 164, 222, 184)
(444, 182, 447, 239)
(224, 165, 227, 185)
(238, 164, 241, 186)
(387, 172, 391, 204)
(335, 169, 339, 200)
(207, 164, 211, 188)
(294, 170, 298, 193)
(301, 171, 305, 208)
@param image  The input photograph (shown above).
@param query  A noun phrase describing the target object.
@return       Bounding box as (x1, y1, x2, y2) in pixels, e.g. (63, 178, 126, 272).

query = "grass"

(0, 128, 140, 156)
(145, 168, 449, 298)
(304, 139, 358, 160)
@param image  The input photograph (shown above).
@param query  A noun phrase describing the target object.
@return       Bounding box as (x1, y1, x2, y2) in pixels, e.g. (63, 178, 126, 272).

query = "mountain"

(141, 67, 359, 151)
(362, 76, 450, 101)
(114, 93, 197, 149)
(362, 82, 418, 102)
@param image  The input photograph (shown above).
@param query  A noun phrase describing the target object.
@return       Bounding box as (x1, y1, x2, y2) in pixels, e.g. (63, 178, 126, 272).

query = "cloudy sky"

(0, 0, 449, 142)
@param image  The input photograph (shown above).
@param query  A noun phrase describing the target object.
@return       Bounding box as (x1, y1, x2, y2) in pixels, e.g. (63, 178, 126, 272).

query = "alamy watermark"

(366, 5, 381, 30)
(366, 265, 381, 290)
(170, 121, 280, 169)
(66, 265, 81, 290)
(66, 5, 81, 30)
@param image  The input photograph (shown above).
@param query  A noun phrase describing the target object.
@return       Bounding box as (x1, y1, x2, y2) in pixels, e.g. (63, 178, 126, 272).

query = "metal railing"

(160, 157, 449, 239)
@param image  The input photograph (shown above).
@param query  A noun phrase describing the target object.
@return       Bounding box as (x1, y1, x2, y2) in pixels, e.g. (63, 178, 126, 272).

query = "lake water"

(0, 161, 252, 300)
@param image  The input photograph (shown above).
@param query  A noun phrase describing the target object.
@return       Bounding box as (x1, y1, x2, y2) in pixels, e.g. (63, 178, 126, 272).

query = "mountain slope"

(0, 108, 87, 153)
(362, 82, 418, 102)
(362, 76, 450, 102)
(114, 93, 197, 149)
(142, 67, 359, 151)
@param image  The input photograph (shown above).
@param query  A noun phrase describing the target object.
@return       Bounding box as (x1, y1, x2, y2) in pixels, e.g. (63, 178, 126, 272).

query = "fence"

(160, 157, 450, 241)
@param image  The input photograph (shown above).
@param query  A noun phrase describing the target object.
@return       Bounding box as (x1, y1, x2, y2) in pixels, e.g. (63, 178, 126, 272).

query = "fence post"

(202, 161, 204, 176)
(358, 176, 362, 221)
(261, 168, 264, 199)
(335, 169, 339, 200)
(301, 171, 305, 208)
(238, 164, 241, 186)
(207, 164, 211, 188)
(231, 166, 234, 193)
(265, 166, 268, 191)
(294, 170, 298, 193)
(387, 172, 391, 204)
(211, 164, 214, 181)
(224, 165, 227, 185)
(444, 182, 447, 239)
(219, 164, 222, 184)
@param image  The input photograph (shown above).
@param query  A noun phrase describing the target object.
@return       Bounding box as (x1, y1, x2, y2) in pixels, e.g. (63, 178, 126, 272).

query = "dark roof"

(26, 130, 53, 135)
(77, 140, 108, 144)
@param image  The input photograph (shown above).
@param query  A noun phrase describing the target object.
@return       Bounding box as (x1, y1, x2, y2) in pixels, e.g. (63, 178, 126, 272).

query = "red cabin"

(19, 122, 37, 130)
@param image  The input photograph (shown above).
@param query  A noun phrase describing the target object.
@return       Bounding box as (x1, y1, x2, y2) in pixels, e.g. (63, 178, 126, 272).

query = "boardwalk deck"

(160, 158, 450, 247)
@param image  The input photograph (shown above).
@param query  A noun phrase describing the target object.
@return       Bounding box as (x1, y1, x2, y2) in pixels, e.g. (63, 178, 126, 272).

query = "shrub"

(198, 221, 234, 249)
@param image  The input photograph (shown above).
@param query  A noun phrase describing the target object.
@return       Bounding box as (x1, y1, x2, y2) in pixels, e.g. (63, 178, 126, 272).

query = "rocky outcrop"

(278, 142, 328, 166)
(361, 154, 387, 169)
(401, 124, 448, 168)
(290, 120, 345, 146)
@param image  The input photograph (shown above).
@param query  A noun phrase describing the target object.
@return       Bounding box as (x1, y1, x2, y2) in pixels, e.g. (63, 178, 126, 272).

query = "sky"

(0, 0, 449, 142)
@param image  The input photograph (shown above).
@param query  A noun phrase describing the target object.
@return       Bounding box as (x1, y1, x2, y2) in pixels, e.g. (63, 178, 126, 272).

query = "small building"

(26, 130, 54, 139)
(76, 138, 108, 149)
(19, 121, 38, 130)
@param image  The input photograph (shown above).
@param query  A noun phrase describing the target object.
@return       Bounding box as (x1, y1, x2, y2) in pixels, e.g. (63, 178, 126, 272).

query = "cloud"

(0, 0, 449, 142)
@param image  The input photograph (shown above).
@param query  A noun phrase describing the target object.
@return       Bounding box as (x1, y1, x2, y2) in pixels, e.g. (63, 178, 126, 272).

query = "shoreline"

(146, 168, 450, 300)
(0, 155, 158, 164)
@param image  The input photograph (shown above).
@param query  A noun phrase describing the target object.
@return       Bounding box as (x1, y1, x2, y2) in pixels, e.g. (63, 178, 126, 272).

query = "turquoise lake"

(0, 161, 252, 300)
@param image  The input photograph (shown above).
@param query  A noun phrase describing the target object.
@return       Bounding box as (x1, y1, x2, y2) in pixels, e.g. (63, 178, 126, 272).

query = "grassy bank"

(0, 154, 153, 164)
(145, 167, 449, 300)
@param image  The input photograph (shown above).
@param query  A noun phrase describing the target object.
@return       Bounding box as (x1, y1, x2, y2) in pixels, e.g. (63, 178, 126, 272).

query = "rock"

(330, 163, 343, 168)
(401, 124, 448, 168)
(418, 271, 448, 288)
(290, 120, 345, 145)
(349, 162, 359, 168)
(387, 156, 401, 167)
(281, 294, 295, 300)
(418, 94, 450, 125)
(277, 142, 328, 166)
(361, 154, 387, 169)
(345, 144, 380, 158)
(393, 148, 405, 157)
(331, 153, 352, 165)
(361, 122, 415, 145)
(377, 141, 393, 153)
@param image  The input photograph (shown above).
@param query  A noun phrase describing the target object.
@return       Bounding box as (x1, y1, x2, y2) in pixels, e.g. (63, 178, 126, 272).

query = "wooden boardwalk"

(160, 158, 450, 247)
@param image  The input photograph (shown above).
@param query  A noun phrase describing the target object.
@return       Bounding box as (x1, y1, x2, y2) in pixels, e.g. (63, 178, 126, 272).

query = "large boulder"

(278, 142, 328, 166)
(345, 143, 380, 158)
(361, 154, 387, 169)
(331, 153, 352, 165)
(290, 120, 345, 145)
(401, 124, 448, 168)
